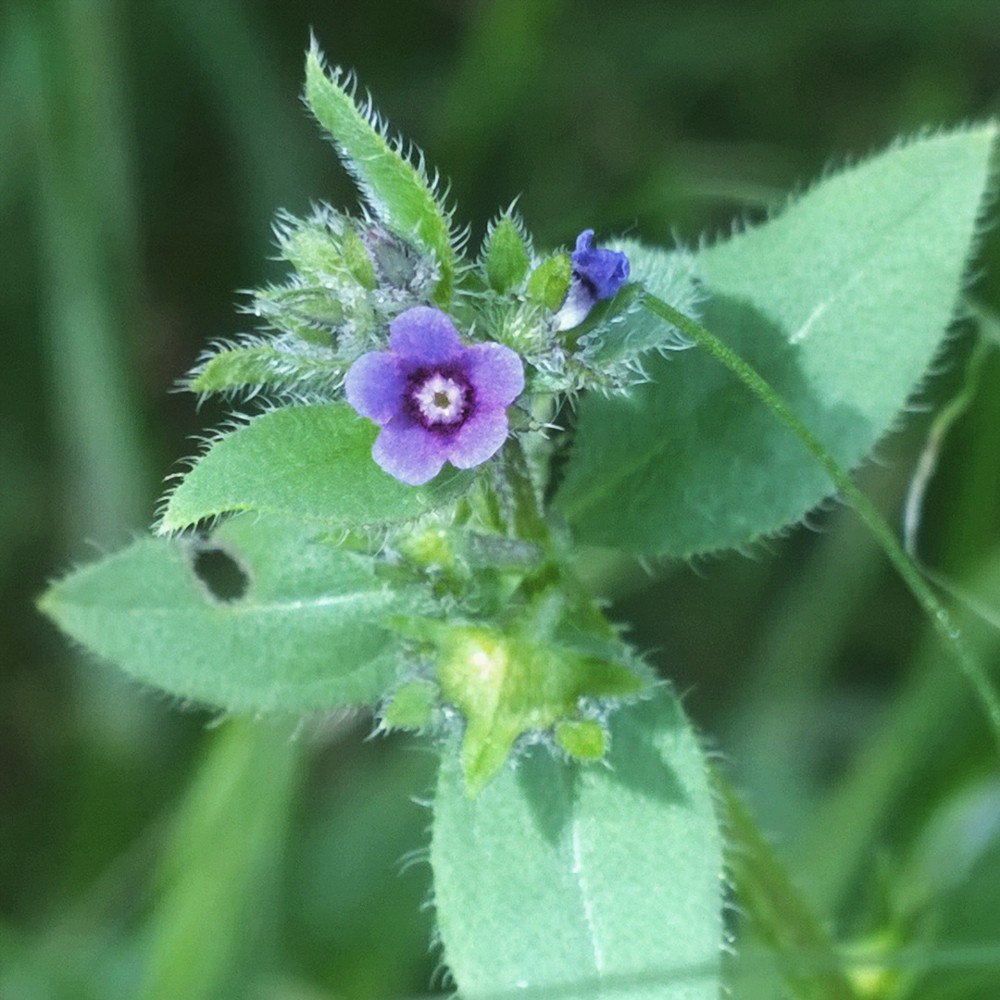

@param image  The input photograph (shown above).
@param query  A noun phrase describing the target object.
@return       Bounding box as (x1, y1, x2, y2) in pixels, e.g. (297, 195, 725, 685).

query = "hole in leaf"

(192, 546, 250, 602)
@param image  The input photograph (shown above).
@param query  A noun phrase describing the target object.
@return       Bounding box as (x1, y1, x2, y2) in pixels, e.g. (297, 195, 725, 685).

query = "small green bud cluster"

(188, 206, 442, 399)
(454, 212, 699, 399)
(189, 192, 696, 409)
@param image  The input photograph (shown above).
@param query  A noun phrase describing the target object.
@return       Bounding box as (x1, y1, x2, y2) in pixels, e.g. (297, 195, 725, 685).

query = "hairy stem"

(503, 436, 551, 544)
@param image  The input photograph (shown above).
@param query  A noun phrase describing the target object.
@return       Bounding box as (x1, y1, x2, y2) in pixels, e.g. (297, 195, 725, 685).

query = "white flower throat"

(413, 372, 469, 426)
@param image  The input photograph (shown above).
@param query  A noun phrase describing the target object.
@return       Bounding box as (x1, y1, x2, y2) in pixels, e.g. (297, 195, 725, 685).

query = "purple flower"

(345, 307, 525, 485)
(554, 229, 630, 331)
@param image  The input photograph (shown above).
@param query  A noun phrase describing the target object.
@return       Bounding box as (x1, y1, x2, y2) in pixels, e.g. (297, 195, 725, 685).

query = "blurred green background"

(3, 0, 1000, 997)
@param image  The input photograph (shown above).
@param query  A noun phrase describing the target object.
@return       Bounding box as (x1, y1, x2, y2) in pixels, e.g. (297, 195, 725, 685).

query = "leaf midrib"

(57, 587, 394, 617)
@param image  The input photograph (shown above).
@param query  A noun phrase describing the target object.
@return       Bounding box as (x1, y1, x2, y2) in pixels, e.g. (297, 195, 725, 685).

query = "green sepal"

(554, 718, 607, 760)
(281, 217, 350, 277)
(526, 253, 571, 310)
(304, 42, 458, 304)
(246, 203, 446, 350)
(266, 290, 353, 344)
(484, 216, 530, 293)
(340, 225, 377, 290)
(381, 678, 439, 731)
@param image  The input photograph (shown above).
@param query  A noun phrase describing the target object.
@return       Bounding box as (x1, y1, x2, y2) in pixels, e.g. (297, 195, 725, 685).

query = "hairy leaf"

(159, 404, 470, 534)
(188, 344, 346, 396)
(432, 687, 723, 999)
(304, 42, 457, 304)
(39, 515, 429, 713)
(526, 253, 571, 310)
(557, 126, 997, 555)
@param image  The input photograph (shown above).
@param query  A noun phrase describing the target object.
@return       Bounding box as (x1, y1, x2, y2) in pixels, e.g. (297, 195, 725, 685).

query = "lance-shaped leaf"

(188, 343, 347, 397)
(38, 515, 430, 713)
(159, 403, 470, 534)
(432, 687, 724, 999)
(304, 41, 458, 304)
(556, 126, 997, 556)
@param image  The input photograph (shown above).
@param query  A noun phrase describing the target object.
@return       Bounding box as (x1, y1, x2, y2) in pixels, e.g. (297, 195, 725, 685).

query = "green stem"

(643, 292, 1000, 749)
(503, 436, 552, 544)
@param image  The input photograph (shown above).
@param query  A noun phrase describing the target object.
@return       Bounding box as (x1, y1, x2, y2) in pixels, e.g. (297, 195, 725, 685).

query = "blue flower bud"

(553, 229, 630, 331)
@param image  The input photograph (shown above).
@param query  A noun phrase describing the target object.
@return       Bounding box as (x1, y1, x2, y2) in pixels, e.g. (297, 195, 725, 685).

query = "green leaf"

(304, 42, 457, 304)
(484, 215, 530, 292)
(341, 225, 378, 289)
(557, 126, 997, 555)
(38, 515, 430, 713)
(159, 403, 470, 533)
(554, 719, 607, 760)
(380, 678, 438, 731)
(431, 687, 724, 999)
(188, 343, 346, 396)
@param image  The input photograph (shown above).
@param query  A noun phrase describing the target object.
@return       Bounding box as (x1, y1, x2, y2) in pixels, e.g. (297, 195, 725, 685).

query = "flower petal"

(389, 306, 464, 365)
(574, 229, 596, 254)
(344, 351, 405, 423)
(465, 343, 525, 408)
(373, 422, 448, 485)
(446, 409, 510, 470)
(552, 282, 596, 332)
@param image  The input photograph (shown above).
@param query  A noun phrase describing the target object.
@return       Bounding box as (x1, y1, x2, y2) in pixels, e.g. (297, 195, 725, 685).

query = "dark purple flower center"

(404, 366, 474, 432)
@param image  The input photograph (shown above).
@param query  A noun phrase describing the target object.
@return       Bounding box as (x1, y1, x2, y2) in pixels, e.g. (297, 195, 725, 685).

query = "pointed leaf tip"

(304, 42, 458, 304)
(40, 515, 430, 713)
